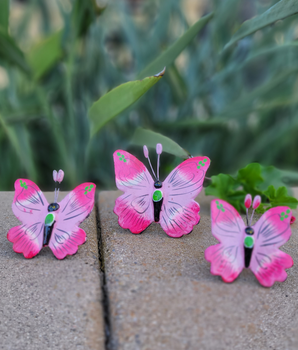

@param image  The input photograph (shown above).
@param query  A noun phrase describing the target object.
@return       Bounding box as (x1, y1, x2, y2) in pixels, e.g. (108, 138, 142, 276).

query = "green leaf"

(27, 30, 63, 80)
(0, 113, 37, 180)
(224, 0, 298, 51)
(0, 28, 30, 73)
(205, 174, 245, 211)
(259, 165, 286, 191)
(131, 128, 190, 159)
(255, 203, 267, 214)
(264, 185, 298, 208)
(137, 13, 213, 79)
(236, 163, 263, 195)
(220, 67, 298, 121)
(88, 69, 165, 137)
(212, 42, 298, 87)
(205, 163, 298, 213)
(264, 185, 276, 200)
(0, 0, 9, 33)
(71, 0, 105, 38)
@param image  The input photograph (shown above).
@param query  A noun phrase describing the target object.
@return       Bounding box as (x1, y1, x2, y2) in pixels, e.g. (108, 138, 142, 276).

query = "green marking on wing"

(84, 184, 94, 195)
(216, 202, 225, 212)
(20, 180, 28, 190)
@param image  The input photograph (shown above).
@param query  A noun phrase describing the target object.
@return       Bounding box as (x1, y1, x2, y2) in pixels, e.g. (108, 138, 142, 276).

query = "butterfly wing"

(48, 183, 96, 260)
(250, 207, 293, 287)
(7, 179, 49, 258)
(205, 199, 246, 282)
(113, 150, 154, 234)
(159, 156, 210, 237)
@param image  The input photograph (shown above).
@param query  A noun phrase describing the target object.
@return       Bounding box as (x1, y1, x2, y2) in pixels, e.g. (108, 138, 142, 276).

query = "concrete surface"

(0, 192, 105, 350)
(99, 190, 298, 350)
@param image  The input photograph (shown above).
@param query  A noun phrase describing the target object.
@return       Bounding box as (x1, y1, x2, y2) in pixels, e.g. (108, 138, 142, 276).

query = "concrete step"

(0, 192, 105, 350)
(1, 189, 298, 350)
(99, 190, 298, 350)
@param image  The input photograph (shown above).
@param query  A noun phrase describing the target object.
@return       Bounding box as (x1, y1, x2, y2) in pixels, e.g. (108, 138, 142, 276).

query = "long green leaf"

(0, 0, 9, 33)
(224, 0, 298, 51)
(219, 67, 298, 120)
(166, 68, 298, 130)
(137, 13, 213, 79)
(27, 30, 63, 80)
(162, 118, 226, 129)
(88, 69, 165, 137)
(213, 42, 298, 86)
(131, 128, 190, 159)
(0, 113, 37, 180)
(71, 0, 105, 38)
(0, 28, 30, 73)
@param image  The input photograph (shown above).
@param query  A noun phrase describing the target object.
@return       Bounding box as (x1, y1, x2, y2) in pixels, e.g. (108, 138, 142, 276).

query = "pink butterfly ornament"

(205, 194, 294, 287)
(113, 144, 210, 237)
(7, 171, 96, 259)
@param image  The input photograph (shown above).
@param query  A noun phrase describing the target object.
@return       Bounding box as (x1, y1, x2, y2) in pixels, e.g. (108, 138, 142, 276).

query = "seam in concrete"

(95, 199, 112, 350)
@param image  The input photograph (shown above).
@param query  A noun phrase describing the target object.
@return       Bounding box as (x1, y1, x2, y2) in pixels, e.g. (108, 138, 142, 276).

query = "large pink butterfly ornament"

(7, 170, 96, 259)
(205, 194, 294, 287)
(113, 144, 210, 237)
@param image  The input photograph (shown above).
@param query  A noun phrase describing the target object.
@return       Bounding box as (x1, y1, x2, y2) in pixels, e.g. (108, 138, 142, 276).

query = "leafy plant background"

(1, 0, 298, 210)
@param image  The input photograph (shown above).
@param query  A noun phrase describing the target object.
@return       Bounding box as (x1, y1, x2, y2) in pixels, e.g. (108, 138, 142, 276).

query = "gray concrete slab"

(99, 190, 298, 350)
(0, 192, 104, 350)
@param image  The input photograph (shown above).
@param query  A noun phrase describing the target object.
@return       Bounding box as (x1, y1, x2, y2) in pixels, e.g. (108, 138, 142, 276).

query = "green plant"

(0, 0, 211, 189)
(205, 163, 298, 213)
(132, 128, 298, 212)
(1, 0, 298, 192)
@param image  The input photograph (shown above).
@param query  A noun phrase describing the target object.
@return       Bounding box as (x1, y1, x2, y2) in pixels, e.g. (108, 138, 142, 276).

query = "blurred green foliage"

(205, 163, 298, 212)
(1, 0, 298, 192)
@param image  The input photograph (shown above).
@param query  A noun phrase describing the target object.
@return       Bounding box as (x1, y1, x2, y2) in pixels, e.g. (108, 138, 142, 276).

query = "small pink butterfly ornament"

(7, 170, 96, 259)
(205, 195, 294, 287)
(113, 144, 210, 237)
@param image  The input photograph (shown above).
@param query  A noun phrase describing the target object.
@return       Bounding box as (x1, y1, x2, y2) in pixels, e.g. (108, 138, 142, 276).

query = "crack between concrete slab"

(95, 199, 112, 350)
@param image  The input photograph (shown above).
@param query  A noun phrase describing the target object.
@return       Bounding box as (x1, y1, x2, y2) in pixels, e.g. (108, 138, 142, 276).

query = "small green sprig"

(205, 163, 298, 213)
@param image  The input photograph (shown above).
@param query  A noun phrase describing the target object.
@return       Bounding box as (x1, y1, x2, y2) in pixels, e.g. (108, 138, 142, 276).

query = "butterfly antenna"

(143, 145, 157, 180)
(55, 169, 64, 203)
(53, 170, 58, 203)
(156, 143, 163, 181)
(244, 194, 252, 226)
(250, 195, 261, 226)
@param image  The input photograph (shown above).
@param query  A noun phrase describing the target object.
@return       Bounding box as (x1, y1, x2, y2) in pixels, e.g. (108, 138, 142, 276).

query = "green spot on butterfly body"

(153, 190, 163, 202)
(20, 180, 28, 190)
(45, 213, 55, 226)
(244, 236, 254, 248)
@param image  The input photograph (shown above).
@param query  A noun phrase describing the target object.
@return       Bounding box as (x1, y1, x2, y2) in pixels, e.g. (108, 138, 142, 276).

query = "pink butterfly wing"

(159, 156, 210, 237)
(7, 179, 49, 258)
(48, 183, 96, 260)
(250, 207, 293, 287)
(205, 199, 245, 283)
(113, 150, 154, 234)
